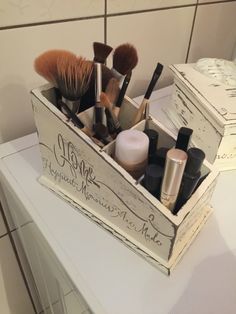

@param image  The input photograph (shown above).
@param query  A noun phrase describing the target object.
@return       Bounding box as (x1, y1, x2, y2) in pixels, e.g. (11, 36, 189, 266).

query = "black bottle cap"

(143, 164, 164, 197)
(175, 127, 193, 152)
(155, 147, 169, 167)
(185, 147, 205, 176)
(144, 129, 159, 154)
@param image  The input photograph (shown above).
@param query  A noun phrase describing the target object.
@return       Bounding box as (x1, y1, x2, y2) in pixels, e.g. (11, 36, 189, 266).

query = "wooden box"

(31, 84, 219, 275)
(167, 63, 236, 171)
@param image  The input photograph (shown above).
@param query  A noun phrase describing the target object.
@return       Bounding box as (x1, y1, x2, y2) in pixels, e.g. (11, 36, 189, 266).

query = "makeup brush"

(56, 55, 93, 114)
(113, 71, 132, 118)
(80, 64, 116, 110)
(34, 49, 76, 86)
(93, 42, 113, 125)
(111, 43, 138, 81)
(132, 62, 163, 126)
(93, 42, 113, 64)
(100, 92, 122, 136)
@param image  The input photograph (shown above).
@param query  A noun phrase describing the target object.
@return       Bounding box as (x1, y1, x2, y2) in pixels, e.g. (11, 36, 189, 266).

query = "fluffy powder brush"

(34, 49, 76, 86)
(112, 43, 138, 81)
(56, 55, 93, 114)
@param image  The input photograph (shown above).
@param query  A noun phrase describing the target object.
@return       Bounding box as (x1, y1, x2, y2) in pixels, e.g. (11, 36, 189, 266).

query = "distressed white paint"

(31, 84, 219, 274)
(167, 63, 236, 171)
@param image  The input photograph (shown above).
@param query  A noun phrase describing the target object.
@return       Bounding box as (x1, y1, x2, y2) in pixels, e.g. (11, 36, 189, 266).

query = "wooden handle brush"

(132, 62, 163, 126)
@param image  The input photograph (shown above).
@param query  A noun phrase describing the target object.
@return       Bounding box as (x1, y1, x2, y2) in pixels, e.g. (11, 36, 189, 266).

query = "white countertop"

(0, 88, 236, 314)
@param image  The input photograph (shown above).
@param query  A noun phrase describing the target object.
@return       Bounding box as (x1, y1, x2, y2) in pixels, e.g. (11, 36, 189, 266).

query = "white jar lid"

(115, 129, 149, 165)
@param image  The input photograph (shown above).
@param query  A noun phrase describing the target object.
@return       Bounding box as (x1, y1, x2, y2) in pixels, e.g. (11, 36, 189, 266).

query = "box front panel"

(32, 93, 176, 262)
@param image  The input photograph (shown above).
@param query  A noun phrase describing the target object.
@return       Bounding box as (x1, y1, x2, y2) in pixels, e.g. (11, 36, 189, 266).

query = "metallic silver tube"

(95, 63, 102, 103)
(160, 148, 188, 212)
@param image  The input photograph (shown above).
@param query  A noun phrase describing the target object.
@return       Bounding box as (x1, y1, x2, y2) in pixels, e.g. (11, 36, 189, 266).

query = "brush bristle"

(93, 42, 113, 63)
(105, 78, 120, 104)
(34, 50, 76, 85)
(56, 56, 93, 100)
(113, 43, 138, 75)
(100, 92, 111, 109)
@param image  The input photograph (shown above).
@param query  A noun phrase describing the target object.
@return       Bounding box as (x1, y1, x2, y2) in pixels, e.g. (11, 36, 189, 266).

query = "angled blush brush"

(113, 71, 132, 118)
(93, 42, 113, 125)
(111, 43, 138, 81)
(132, 62, 163, 126)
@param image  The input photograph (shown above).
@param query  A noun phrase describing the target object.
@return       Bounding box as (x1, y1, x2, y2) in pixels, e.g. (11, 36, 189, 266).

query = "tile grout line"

(185, 1, 199, 63)
(0, 204, 37, 314)
(104, 0, 107, 44)
(0, 1, 236, 31)
(0, 3, 203, 31)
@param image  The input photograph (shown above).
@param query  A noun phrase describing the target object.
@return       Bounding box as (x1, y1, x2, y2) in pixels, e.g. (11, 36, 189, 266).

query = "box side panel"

(173, 176, 218, 256)
(167, 82, 222, 164)
(31, 93, 176, 262)
(214, 133, 236, 170)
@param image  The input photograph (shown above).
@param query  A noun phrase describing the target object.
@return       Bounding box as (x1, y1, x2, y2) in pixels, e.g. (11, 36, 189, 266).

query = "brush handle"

(132, 98, 149, 126)
(59, 100, 92, 137)
(115, 72, 132, 108)
(144, 63, 163, 100)
(113, 71, 132, 118)
(94, 107, 104, 124)
(105, 108, 122, 135)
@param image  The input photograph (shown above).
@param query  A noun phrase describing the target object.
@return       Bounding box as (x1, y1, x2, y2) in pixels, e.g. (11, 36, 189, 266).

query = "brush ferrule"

(95, 63, 102, 103)
(111, 68, 123, 82)
(62, 97, 80, 114)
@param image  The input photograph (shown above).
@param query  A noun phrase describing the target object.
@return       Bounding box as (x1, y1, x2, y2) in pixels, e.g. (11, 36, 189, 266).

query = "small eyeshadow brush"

(113, 71, 132, 118)
(132, 62, 163, 126)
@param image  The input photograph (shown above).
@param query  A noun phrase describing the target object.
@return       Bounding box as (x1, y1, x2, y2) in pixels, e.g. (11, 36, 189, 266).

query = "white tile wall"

(0, 235, 34, 314)
(107, 0, 196, 14)
(0, 18, 104, 143)
(188, 2, 236, 62)
(0, 0, 104, 27)
(107, 7, 195, 97)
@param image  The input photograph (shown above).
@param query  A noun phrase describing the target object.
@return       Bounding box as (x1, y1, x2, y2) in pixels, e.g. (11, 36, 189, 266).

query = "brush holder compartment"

(31, 83, 219, 275)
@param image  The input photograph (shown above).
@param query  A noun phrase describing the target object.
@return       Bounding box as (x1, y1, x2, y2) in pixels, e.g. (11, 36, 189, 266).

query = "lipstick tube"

(160, 148, 188, 212)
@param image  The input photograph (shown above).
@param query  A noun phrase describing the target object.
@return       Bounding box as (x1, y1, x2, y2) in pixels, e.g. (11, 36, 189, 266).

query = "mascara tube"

(160, 148, 187, 212)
